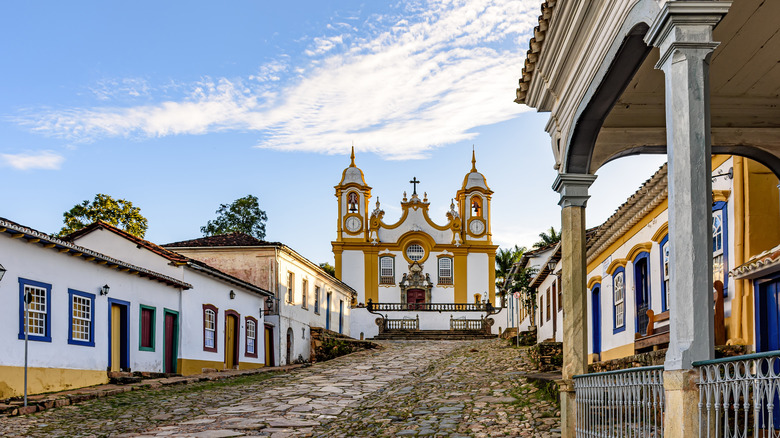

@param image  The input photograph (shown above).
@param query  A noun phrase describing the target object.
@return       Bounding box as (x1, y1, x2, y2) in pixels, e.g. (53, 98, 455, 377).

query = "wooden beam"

(97, 260, 108, 265)
(42, 243, 56, 248)
(72, 252, 83, 257)
(11, 233, 24, 239)
(84, 256, 95, 262)
(58, 248, 70, 253)
(27, 238, 40, 244)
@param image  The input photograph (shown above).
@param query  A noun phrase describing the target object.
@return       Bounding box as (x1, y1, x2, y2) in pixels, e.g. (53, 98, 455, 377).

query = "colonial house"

(0, 217, 270, 399)
(516, 0, 780, 435)
(333, 148, 504, 339)
(163, 234, 356, 366)
(66, 222, 272, 376)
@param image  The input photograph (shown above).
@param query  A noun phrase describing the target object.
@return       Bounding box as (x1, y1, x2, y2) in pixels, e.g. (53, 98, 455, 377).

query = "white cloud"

(1, 151, 64, 170)
(89, 78, 151, 101)
(14, 0, 539, 160)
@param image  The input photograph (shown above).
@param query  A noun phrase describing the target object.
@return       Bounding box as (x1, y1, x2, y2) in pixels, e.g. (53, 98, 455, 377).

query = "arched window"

(347, 192, 359, 213)
(660, 235, 670, 311)
(712, 201, 728, 296)
(471, 197, 482, 217)
(203, 304, 218, 352)
(613, 269, 625, 333)
(245, 317, 257, 357)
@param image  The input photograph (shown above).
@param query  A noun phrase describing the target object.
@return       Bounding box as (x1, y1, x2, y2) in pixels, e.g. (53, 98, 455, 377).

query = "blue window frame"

(612, 268, 626, 334)
(68, 289, 95, 347)
(713, 201, 729, 297)
(18, 278, 52, 342)
(633, 252, 651, 335)
(659, 235, 670, 311)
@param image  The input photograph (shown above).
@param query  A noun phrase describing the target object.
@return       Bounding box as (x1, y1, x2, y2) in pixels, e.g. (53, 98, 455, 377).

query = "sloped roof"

(515, 1, 557, 104)
(65, 223, 272, 296)
(586, 164, 668, 264)
(163, 233, 281, 248)
(731, 243, 780, 280)
(0, 217, 192, 289)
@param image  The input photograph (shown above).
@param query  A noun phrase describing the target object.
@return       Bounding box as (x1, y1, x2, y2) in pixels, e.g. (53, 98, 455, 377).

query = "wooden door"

(111, 304, 121, 372)
(264, 325, 274, 366)
(164, 312, 178, 374)
(286, 328, 293, 364)
(407, 289, 425, 309)
(225, 314, 237, 369)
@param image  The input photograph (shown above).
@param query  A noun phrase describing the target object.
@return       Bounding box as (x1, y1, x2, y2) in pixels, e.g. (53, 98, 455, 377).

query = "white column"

(552, 172, 597, 438)
(646, 3, 731, 437)
(646, 0, 730, 371)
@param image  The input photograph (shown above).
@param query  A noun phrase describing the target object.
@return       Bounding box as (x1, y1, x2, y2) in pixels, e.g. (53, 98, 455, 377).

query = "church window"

(302, 279, 308, 309)
(380, 257, 395, 284)
(471, 197, 482, 217)
(18, 278, 51, 342)
(287, 272, 295, 303)
(314, 286, 321, 314)
(139, 305, 155, 351)
(69, 289, 95, 347)
(613, 269, 625, 332)
(406, 244, 425, 262)
(203, 304, 218, 352)
(245, 317, 258, 357)
(438, 257, 453, 285)
(347, 192, 359, 213)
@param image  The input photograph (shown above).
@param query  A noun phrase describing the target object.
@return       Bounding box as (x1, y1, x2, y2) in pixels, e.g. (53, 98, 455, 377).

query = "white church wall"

(466, 252, 489, 302)
(376, 208, 452, 244)
(341, 250, 365, 303)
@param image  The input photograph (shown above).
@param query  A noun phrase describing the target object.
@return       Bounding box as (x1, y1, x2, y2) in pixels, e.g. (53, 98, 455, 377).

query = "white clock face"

(345, 216, 362, 233)
(469, 219, 485, 235)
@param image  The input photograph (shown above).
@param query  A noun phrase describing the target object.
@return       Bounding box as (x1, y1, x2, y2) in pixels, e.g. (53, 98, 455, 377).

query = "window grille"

(24, 285, 47, 336)
(614, 271, 625, 328)
(438, 257, 453, 284)
(71, 294, 91, 342)
(406, 244, 425, 261)
(302, 279, 308, 309)
(287, 272, 294, 303)
(380, 257, 394, 284)
(246, 320, 256, 354)
(314, 286, 320, 314)
(204, 309, 216, 348)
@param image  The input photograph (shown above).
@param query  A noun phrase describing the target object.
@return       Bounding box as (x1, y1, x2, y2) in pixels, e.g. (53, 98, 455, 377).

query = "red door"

(164, 312, 178, 374)
(407, 289, 425, 309)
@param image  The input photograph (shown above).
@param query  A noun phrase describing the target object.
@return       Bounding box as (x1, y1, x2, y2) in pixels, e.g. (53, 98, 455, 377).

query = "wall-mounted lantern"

(100, 284, 110, 296)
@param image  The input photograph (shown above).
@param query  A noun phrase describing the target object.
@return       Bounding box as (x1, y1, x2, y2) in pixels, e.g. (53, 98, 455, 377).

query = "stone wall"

(588, 344, 750, 373)
(529, 341, 563, 372)
(310, 327, 381, 363)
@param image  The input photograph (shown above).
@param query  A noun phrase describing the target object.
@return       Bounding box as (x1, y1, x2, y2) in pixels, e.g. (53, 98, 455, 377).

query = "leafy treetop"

(201, 195, 268, 240)
(533, 226, 561, 249)
(59, 194, 148, 238)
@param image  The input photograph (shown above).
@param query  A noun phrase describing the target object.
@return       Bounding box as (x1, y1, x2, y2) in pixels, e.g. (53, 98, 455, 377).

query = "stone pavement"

(2, 339, 560, 437)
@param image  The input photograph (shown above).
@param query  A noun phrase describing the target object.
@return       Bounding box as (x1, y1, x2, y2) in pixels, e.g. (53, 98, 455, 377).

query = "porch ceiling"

(592, 0, 780, 173)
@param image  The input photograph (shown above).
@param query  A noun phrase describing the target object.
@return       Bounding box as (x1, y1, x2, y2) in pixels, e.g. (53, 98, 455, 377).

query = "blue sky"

(0, 0, 666, 265)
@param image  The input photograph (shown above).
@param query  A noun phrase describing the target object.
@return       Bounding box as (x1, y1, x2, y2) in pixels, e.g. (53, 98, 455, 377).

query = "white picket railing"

(574, 366, 665, 437)
(695, 351, 780, 438)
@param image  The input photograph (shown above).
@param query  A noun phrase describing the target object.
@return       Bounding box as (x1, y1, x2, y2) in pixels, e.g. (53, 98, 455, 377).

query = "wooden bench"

(635, 310, 670, 351)
(634, 280, 726, 351)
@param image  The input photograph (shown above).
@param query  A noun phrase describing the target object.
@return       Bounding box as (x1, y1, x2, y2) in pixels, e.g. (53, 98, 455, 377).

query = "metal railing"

(450, 318, 484, 331)
(574, 366, 665, 437)
(384, 316, 419, 331)
(695, 351, 780, 438)
(367, 302, 494, 313)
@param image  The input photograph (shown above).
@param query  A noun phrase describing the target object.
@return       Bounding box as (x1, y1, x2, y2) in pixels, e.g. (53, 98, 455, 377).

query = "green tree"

(533, 226, 561, 249)
(508, 266, 539, 324)
(58, 194, 148, 238)
(495, 245, 525, 289)
(319, 262, 336, 277)
(201, 195, 268, 239)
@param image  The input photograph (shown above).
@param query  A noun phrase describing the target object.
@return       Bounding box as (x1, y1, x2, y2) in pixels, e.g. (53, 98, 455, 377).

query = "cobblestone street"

(2, 339, 560, 437)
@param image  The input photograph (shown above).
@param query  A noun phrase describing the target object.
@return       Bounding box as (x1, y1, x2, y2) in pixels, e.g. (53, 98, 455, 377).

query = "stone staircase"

(372, 329, 497, 340)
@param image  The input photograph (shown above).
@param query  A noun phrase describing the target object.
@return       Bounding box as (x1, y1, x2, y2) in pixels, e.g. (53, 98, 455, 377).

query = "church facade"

(332, 149, 501, 339)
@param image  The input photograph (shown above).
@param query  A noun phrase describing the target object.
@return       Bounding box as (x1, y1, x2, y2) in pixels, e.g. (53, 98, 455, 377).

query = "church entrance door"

(407, 289, 425, 309)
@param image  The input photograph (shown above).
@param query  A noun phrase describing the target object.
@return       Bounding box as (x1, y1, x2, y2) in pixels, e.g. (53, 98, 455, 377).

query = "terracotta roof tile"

(163, 233, 281, 248)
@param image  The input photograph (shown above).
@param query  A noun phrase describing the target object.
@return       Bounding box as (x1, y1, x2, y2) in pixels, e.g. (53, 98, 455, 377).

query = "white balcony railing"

(695, 351, 780, 438)
(574, 366, 665, 437)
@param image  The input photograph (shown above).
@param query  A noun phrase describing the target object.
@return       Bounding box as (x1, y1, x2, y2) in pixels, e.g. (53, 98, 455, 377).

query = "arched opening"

(285, 327, 294, 365)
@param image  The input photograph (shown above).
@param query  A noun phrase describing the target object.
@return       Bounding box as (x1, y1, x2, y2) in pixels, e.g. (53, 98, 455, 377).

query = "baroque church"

(332, 148, 502, 339)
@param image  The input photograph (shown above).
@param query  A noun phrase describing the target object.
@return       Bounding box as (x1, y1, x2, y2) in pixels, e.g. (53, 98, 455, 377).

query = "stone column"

(646, 2, 730, 437)
(552, 173, 597, 438)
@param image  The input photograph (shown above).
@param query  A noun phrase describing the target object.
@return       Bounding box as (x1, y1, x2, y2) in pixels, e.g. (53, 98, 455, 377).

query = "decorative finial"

(349, 145, 356, 167)
(450, 198, 455, 210)
(403, 191, 407, 201)
(471, 146, 477, 172)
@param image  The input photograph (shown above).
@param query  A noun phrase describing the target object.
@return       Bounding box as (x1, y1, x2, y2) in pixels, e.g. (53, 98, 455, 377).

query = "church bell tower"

(334, 146, 372, 245)
(457, 150, 493, 244)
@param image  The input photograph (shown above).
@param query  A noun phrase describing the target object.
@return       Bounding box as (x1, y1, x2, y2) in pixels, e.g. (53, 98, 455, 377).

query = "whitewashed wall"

(0, 233, 180, 374)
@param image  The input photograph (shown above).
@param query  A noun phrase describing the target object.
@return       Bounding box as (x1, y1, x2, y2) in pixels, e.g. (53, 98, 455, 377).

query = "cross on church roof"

(409, 177, 421, 196)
